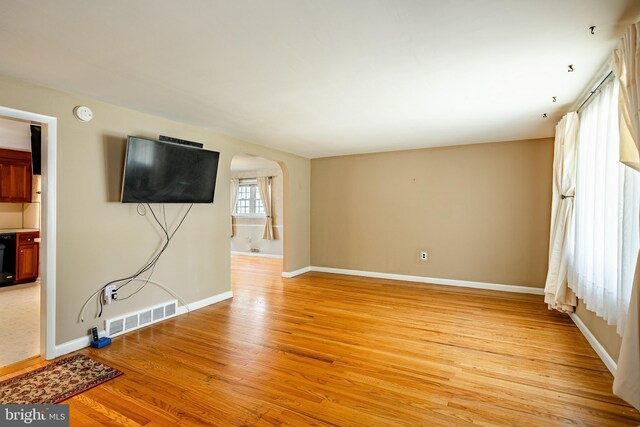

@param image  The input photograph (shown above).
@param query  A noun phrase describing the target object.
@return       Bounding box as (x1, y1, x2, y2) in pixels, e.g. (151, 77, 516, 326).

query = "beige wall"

(311, 138, 553, 287)
(0, 204, 24, 229)
(0, 203, 41, 230)
(0, 74, 310, 344)
(575, 299, 622, 362)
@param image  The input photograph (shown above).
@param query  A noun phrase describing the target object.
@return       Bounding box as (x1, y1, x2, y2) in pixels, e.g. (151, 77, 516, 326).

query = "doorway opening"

(230, 154, 285, 264)
(230, 153, 287, 295)
(0, 116, 41, 368)
(0, 106, 57, 366)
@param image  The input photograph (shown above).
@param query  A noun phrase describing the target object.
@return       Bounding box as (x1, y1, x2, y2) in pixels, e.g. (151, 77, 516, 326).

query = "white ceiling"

(0, 1, 637, 158)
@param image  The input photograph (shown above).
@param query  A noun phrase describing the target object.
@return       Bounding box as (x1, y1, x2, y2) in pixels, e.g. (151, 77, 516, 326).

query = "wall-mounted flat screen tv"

(121, 136, 220, 203)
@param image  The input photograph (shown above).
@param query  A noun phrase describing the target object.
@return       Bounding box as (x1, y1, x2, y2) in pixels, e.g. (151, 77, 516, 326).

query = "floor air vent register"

(105, 300, 178, 337)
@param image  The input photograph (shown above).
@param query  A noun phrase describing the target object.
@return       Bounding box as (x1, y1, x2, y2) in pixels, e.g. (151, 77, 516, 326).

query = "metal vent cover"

(139, 310, 152, 325)
(125, 315, 139, 330)
(165, 302, 176, 317)
(104, 300, 178, 339)
(109, 318, 124, 336)
(152, 307, 164, 321)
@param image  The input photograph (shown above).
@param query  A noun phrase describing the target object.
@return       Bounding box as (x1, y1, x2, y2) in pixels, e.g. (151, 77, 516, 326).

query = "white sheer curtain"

(612, 20, 640, 411)
(256, 176, 275, 240)
(230, 178, 239, 237)
(569, 76, 640, 333)
(570, 77, 620, 323)
(544, 112, 578, 312)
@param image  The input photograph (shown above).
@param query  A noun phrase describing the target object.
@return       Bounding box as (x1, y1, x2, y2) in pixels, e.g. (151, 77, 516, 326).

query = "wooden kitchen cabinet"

(0, 148, 32, 203)
(16, 231, 39, 283)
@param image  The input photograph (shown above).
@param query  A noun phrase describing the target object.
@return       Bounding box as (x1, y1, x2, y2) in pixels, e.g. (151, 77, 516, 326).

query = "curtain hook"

(552, 96, 557, 103)
(568, 65, 574, 72)
(543, 113, 548, 118)
(589, 26, 595, 35)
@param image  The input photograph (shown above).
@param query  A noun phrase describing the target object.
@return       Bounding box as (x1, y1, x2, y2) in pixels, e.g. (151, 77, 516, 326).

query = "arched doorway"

(230, 154, 285, 262)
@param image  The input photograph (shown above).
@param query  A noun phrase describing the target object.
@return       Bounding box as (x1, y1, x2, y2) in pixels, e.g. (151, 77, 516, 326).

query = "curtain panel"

(569, 74, 640, 339)
(613, 22, 640, 173)
(570, 78, 626, 325)
(256, 177, 275, 240)
(230, 178, 239, 237)
(612, 20, 640, 412)
(544, 112, 579, 312)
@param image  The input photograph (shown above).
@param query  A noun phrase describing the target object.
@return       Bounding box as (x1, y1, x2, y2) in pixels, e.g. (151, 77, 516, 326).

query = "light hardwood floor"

(4, 255, 640, 426)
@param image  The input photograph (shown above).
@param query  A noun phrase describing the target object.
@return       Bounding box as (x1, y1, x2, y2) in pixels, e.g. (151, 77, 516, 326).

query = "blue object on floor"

(90, 337, 112, 349)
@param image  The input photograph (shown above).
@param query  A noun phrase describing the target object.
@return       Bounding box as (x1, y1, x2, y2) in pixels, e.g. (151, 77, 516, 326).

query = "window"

(233, 180, 265, 216)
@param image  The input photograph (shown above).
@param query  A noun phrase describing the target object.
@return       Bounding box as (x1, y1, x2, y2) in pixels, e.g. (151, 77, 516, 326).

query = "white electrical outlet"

(104, 285, 117, 305)
(420, 252, 428, 261)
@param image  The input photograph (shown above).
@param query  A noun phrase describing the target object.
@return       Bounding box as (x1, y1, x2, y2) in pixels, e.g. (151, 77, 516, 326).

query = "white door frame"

(0, 106, 57, 360)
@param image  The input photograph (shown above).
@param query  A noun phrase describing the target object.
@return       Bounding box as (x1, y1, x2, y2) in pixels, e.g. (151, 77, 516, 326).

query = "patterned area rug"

(0, 354, 123, 404)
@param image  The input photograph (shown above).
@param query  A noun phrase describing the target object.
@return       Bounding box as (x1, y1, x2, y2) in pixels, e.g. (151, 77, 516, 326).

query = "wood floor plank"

(36, 255, 640, 425)
(0, 355, 46, 379)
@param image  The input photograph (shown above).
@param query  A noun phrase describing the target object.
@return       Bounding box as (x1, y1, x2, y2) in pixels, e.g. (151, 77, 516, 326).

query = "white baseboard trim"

(177, 291, 234, 314)
(53, 330, 109, 359)
(233, 224, 283, 228)
(282, 266, 311, 278)
(569, 313, 617, 375)
(54, 290, 234, 358)
(231, 251, 283, 259)
(310, 266, 545, 295)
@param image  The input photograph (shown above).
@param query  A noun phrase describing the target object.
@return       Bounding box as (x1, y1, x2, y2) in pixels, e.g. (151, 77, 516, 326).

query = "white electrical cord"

(78, 278, 190, 322)
(78, 288, 106, 322)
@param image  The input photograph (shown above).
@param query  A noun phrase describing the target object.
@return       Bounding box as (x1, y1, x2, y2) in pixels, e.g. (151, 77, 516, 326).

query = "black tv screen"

(121, 136, 220, 203)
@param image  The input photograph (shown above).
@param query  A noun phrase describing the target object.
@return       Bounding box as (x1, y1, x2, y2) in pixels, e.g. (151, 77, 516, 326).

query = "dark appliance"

(30, 124, 42, 176)
(0, 233, 16, 285)
(159, 134, 203, 148)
